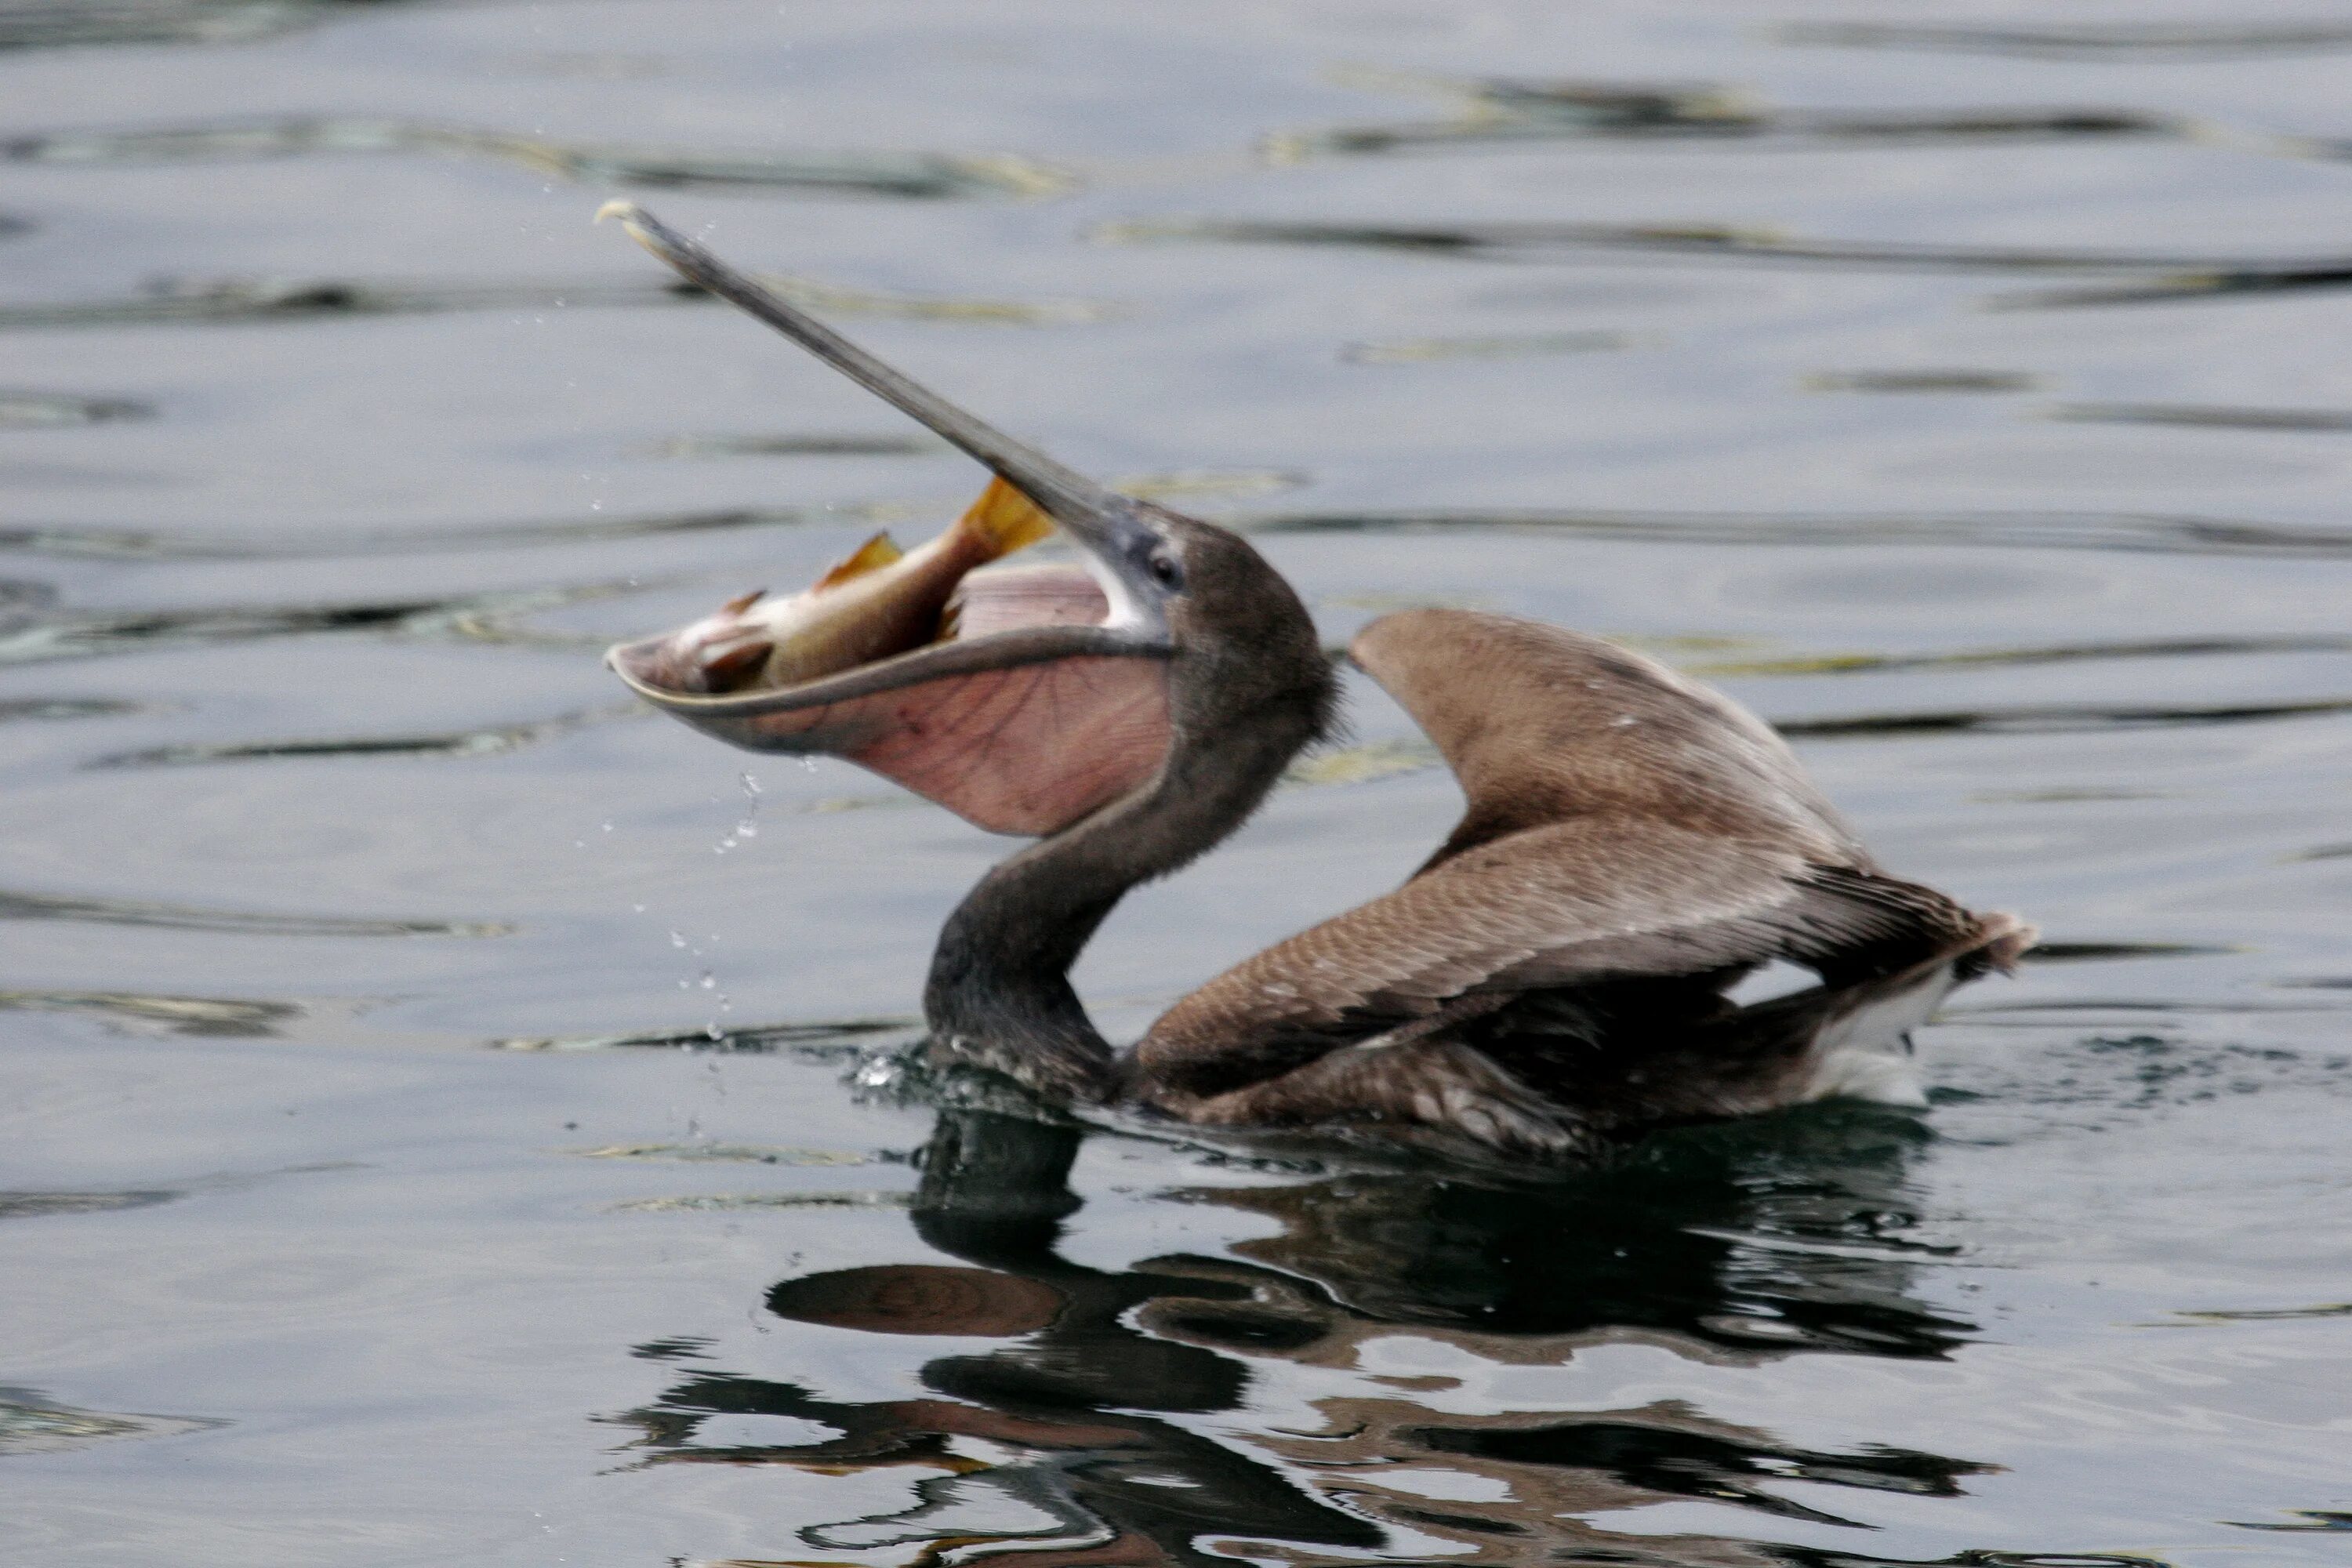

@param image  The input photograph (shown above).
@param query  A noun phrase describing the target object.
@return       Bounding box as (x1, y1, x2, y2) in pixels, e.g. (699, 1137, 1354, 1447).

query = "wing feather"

(1134, 816, 1980, 1097)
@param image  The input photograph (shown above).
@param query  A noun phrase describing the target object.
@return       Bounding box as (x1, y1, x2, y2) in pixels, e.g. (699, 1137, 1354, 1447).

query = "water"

(5, 2, 2351, 1561)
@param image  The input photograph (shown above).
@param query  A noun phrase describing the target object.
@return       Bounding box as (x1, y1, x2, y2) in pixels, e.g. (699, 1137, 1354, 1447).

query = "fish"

(640, 477, 1056, 695)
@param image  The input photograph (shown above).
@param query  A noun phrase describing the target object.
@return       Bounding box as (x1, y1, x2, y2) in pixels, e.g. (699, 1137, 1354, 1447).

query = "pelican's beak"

(597, 201, 1173, 643)
(597, 203, 1176, 835)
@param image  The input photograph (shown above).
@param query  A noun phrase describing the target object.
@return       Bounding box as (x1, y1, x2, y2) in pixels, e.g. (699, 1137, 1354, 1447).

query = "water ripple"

(1103, 216, 2352, 281)
(492, 1017, 920, 1054)
(0, 581, 627, 664)
(0, 270, 1106, 332)
(2051, 401, 2352, 432)
(0, 987, 307, 1037)
(0, 886, 511, 938)
(564, 1143, 877, 1166)
(0, 1386, 223, 1454)
(1247, 506, 2352, 558)
(1341, 328, 1644, 364)
(0, 390, 153, 429)
(1780, 18, 2352, 60)
(610, 1191, 913, 1213)
(1692, 634, 2352, 677)
(2230, 1508, 2352, 1531)
(3, 116, 1070, 198)
(89, 704, 639, 768)
(0, 696, 145, 721)
(1405, 1414, 1994, 1529)
(0, 1189, 179, 1220)
(1780, 695, 2352, 739)
(0, 0, 404, 53)
(1269, 74, 2184, 163)
(1809, 369, 2042, 394)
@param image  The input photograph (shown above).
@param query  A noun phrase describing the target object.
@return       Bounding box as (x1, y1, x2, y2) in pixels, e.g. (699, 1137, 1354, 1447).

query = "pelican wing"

(1134, 816, 1984, 1094)
(1347, 608, 1871, 870)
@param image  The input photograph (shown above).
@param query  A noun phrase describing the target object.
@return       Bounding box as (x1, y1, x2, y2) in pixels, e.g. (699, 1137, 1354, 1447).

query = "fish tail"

(956, 476, 1057, 559)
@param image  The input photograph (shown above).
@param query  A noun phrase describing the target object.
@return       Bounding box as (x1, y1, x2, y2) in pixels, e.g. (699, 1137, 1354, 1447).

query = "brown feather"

(1133, 610, 2027, 1132)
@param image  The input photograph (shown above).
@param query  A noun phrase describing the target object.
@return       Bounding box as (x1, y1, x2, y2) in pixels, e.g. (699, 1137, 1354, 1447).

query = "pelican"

(601, 203, 2031, 1162)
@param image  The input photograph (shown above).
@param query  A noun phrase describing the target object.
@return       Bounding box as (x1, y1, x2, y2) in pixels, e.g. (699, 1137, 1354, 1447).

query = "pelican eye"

(1145, 546, 1184, 590)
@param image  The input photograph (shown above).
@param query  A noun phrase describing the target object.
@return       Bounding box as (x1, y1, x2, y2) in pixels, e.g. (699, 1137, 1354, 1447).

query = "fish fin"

(957, 476, 1057, 559)
(721, 587, 768, 615)
(695, 637, 774, 693)
(814, 532, 903, 590)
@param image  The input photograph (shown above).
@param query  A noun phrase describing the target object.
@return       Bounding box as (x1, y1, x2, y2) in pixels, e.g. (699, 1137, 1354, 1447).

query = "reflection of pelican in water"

(604, 203, 2031, 1162)
(605, 1109, 2006, 1562)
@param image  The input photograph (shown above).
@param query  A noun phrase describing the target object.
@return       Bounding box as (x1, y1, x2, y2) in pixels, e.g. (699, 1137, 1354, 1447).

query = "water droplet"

(669, 931, 687, 949)
(698, 971, 716, 990)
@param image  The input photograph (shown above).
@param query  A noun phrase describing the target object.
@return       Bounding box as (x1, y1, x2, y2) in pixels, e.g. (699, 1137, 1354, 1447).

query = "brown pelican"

(601, 203, 2031, 1162)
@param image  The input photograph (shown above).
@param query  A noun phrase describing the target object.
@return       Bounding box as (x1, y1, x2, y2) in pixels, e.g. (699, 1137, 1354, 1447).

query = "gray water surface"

(5, 2, 2352, 1563)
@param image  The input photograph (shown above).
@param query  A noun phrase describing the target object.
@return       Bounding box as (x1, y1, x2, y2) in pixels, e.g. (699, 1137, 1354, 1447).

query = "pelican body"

(601, 204, 2031, 1162)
